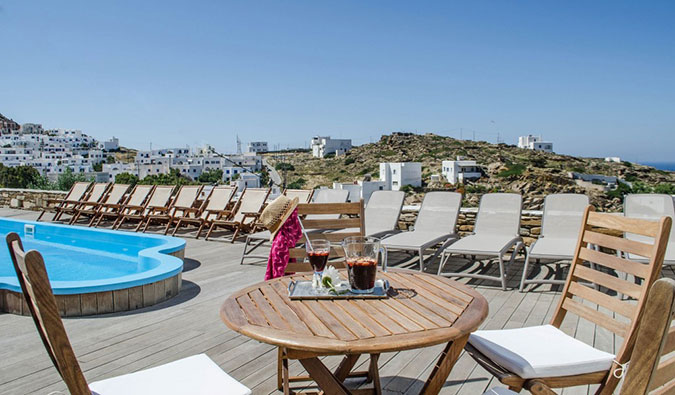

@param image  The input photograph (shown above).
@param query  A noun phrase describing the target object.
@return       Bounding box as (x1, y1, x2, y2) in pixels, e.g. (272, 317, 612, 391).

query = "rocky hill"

(266, 133, 674, 212)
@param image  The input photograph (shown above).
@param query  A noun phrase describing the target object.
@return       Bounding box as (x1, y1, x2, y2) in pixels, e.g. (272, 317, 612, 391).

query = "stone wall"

(0, 188, 67, 211)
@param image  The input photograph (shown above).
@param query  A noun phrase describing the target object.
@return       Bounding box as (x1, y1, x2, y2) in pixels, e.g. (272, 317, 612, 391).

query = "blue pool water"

(0, 218, 185, 294)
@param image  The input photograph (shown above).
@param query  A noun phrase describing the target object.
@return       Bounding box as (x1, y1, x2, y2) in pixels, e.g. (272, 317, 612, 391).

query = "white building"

(333, 181, 387, 203)
(104, 137, 119, 151)
(102, 162, 137, 181)
(379, 162, 422, 191)
(247, 141, 268, 153)
(231, 172, 261, 190)
(605, 157, 622, 163)
(311, 136, 352, 158)
(517, 135, 553, 153)
(442, 157, 482, 184)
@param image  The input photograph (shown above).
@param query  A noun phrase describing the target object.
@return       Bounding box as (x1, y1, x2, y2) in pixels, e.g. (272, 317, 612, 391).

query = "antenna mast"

(236, 135, 242, 154)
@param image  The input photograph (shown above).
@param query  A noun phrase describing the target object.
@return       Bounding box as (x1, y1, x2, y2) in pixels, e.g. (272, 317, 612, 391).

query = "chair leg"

(164, 219, 173, 235)
(498, 253, 507, 291)
(69, 212, 81, 225)
(171, 220, 182, 236)
(196, 222, 205, 239)
(37, 210, 46, 221)
(418, 248, 425, 272)
(438, 252, 449, 275)
(141, 218, 150, 232)
(230, 227, 240, 243)
(519, 251, 532, 292)
(205, 223, 216, 240)
(115, 217, 125, 230)
(240, 237, 251, 265)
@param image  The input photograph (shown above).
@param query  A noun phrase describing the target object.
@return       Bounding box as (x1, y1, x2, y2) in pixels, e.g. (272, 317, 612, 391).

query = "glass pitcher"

(342, 236, 387, 294)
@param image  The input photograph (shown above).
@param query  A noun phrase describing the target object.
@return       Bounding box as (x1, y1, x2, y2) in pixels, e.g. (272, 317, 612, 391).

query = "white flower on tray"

(321, 265, 348, 295)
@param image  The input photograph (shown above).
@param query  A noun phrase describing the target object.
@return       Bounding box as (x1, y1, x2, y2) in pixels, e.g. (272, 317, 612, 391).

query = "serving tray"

(288, 279, 390, 300)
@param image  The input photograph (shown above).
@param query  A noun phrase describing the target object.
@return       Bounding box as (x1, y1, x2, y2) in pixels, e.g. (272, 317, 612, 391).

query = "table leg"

(300, 357, 351, 395)
(335, 354, 361, 381)
(420, 334, 470, 395)
(369, 354, 382, 395)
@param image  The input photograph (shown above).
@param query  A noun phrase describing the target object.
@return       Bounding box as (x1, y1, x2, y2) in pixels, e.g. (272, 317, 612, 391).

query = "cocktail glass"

(306, 239, 330, 288)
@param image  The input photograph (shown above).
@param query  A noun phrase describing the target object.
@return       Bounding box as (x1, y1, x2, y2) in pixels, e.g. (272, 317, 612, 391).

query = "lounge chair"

(114, 185, 163, 231)
(438, 193, 524, 290)
(239, 188, 343, 264)
(141, 185, 203, 234)
(466, 207, 672, 394)
(68, 182, 112, 225)
(483, 277, 675, 395)
(36, 181, 91, 222)
(89, 183, 131, 227)
(284, 188, 314, 203)
(171, 185, 237, 237)
(5, 233, 251, 395)
(105, 184, 154, 229)
(133, 185, 179, 232)
(624, 193, 675, 265)
(381, 191, 462, 272)
(330, 190, 405, 239)
(204, 187, 270, 242)
(519, 193, 589, 292)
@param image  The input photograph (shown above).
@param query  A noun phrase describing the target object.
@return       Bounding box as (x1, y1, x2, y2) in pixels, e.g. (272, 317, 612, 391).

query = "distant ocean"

(639, 162, 675, 171)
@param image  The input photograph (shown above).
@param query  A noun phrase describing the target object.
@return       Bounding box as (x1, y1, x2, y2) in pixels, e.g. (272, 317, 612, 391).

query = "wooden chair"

(68, 182, 112, 225)
(484, 277, 675, 395)
(168, 185, 237, 237)
(37, 181, 91, 222)
(5, 232, 251, 395)
(278, 200, 365, 392)
(141, 185, 203, 234)
(89, 183, 131, 227)
(466, 206, 672, 394)
(204, 187, 270, 242)
(284, 188, 314, 203)
(112, 185, 156, 230)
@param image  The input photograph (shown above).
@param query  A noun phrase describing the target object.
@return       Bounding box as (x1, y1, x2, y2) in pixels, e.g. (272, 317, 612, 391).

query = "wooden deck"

(1, 207, 669, 394)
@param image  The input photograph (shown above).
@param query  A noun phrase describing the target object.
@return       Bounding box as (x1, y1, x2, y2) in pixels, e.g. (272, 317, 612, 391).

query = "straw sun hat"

(260, 195, 300, 241)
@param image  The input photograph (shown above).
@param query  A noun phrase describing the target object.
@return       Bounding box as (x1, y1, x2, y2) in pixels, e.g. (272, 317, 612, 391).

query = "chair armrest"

(152, 207, 169, 212)
(124, 204, 145, 210)
(242, 211, 261, 217)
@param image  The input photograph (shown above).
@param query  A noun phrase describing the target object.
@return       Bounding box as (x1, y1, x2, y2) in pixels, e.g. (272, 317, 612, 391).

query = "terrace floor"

(1, 207, 669, 394)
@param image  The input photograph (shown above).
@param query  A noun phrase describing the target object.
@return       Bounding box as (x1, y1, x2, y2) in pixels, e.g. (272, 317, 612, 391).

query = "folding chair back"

(125, 185, 154, 207)
(307, 189, 350, 220)
(5, 233, 89, 394)
(474, 193, 522, 236)
(84, 183, 110, 203)
(232, 188, 270, 224)
(415, 191, 462, 234)
(103, 184, 130, 209)
(286, 200, 365, 272)
(201, 186, 237, 218)
(550, 207, 671, 394)
(540, 194, 589, 239)
(65, 182, 91, 202)
(364, 190, 405, 236)
(285, 189, 314, 203)
(625, 194, 675, 247)
(172, 185, 202, 209)
(146, 185, 175, 209)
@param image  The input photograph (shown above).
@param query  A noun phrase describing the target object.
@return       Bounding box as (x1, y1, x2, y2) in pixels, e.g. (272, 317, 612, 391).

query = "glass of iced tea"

(342, 236, 387, 294)
(306, 239, 330, 287)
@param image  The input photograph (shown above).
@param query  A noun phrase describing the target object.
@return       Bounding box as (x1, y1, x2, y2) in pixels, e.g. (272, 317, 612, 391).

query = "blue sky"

(1, 1, 673, 161)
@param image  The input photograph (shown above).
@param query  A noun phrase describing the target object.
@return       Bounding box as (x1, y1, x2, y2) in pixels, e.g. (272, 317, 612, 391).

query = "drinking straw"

(298, 217, 313, 250)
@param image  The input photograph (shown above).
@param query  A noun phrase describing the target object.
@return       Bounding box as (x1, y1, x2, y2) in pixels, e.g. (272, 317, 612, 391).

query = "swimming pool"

(0, 218, 186, 316)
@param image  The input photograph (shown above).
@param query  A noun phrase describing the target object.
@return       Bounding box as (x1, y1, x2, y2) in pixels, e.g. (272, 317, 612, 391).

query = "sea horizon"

(639, 162, 675, 172)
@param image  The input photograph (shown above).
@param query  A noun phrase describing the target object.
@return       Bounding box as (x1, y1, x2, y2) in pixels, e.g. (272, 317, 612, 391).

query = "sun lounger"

(381, 191, 462, 272)
(330, 190, 405, 239)
(37, 181, 91, 222)
(483, 277, 675, 395)
(140, 185, 203, 234)
(68, 182, 112, 225)
(623, 193, 675, 265)
(5, 233, 251, 395)
(89, 183, 131, 227)
(519, 193, 589, 292)
(171, 185, 237, 237)
(113, 185, 161, 231)
(239, 188, 342, 264)
(204, 187, 270, 242)
(136, 185, 182, 232)
(438, 193, 524, 290)
(284, 188, 314, 203)
(105, 184, 154, 229)
(466, 207, 672, 394)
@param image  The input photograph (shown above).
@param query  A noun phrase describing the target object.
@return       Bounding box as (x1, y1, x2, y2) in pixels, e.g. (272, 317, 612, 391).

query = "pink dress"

(264, 209, 302, 280)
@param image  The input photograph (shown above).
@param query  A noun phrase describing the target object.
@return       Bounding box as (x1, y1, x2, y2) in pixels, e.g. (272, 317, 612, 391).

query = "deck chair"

(483, 277, 675, 395)
(141, 185, 203, 234)
(68, 183, 112, 225)
(204, 187, 270, 242)
(136, 185, 180, 233)
(438, 193, 524, 290)
(519, 193, 590, 292)
(170, 185, 237, 237)
(239, 188, 343, 264)
(624, 193, 675, 265)
(112, 185, 159, 231)
(278, 200, 366, 392)
(5, 233, 251, 395)
(331, 190, 405, 239)
(89, 184, 131, 227)
(381, 191, 462, 272)
(37, 181, 91, 222)
(466, 207, 672, 394)
(284, 188, 314, 203)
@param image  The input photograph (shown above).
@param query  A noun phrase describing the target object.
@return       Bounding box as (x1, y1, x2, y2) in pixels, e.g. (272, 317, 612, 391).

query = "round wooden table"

(220, 269, 489, 395)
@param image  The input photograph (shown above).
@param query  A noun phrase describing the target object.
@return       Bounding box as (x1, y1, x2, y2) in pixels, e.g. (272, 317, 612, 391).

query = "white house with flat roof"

(103, 137, 119, 151)
(442, 157, 482, 184)
(518, 135, 553, 153)
(247, 141, 268, 153)
(332, 180, 387, 203)
(379, 162, 422, 191)
(311, 136, 352, 158)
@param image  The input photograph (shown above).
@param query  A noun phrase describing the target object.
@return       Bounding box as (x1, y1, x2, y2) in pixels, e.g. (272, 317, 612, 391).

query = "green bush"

(497, 163, 526, 178)
(0, 164, 43, 188)
(275, 162, 295, 171)
(115, 172, 139, 186)
(55, 168, 92, 191)
(655, 183, 675, 194)
(344, 157, 356, 165)
(197, 169, 223, 183)
(606, 182, 632, 199)
(140, 169, 196, 186)
(287, 177, 306, 189)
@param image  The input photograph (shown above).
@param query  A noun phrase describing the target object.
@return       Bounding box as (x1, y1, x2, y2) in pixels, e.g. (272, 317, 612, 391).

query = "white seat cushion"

(528, 237, 578, 259)
(89, 354, 251, 395)
(469, 325, 614, 379)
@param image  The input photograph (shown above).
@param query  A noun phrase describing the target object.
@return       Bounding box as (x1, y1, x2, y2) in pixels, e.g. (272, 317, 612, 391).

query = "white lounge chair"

(330, 190, 405, 239)
(624, 193, 675, 265)
(239, 188, 346, 264)
(381, 191, 462, 272)
(519, 193, 589, 292)
(6, 232, 251, 395)
(438, 193, 524, 290)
